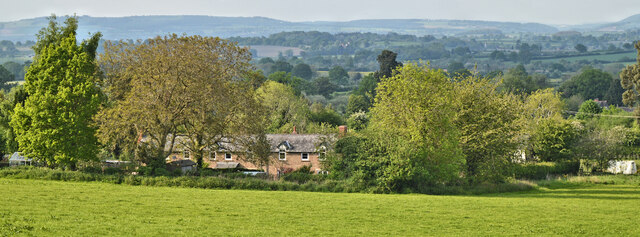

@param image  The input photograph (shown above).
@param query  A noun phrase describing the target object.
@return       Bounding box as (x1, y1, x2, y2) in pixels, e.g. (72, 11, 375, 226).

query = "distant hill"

(2, 14, 640, 42)
(0, 15, 559, 42)
(594, 14, 640, 31)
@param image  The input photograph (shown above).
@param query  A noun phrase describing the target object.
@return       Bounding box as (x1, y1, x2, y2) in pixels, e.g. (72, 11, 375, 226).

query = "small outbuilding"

(607, 160, 637, 175)
(169, 159, 197, 174)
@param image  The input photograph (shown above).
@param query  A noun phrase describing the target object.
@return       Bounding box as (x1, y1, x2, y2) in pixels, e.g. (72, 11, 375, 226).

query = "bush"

(513, 162, 578, 180)
(0, 166, 539, 195)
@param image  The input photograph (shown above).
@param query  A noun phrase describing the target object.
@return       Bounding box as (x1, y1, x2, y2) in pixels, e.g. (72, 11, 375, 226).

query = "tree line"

(3, 16, 640, 193)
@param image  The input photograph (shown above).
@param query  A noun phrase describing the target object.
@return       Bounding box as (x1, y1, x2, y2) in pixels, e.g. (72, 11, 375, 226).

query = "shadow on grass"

(497, 185, 640, 200)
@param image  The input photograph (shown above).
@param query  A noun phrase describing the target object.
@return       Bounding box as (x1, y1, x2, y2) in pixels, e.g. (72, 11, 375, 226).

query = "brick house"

(165, 127, 344, 175)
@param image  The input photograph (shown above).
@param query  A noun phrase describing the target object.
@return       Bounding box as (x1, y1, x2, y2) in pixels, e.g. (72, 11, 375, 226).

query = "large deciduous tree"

(98, 34, 261, 169)
(10, 16, 102, 168)
(621, 41, 640, 123)
(368, 63, 464, 192)
(561, 67, 612, 100)
(454, 76, 522, 183)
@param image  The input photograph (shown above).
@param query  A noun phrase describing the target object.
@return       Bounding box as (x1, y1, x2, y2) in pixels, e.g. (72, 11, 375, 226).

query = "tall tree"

(621, 41, 640, 123)
(328, 66, 349, 85)
(368, 63, 464, 191)
(10, 16, 102, 168)
(561, 67, 612, 100)
(98, 34, 260, 169)
(0, 65, 13, 90)
(291, 63, 313, 80)
(256, 81, 310, 133)
(575, 44, 587, 53)
(373, 50, 402, 80)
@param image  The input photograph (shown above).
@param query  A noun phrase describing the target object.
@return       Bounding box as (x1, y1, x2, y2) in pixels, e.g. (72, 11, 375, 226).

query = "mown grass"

(0, 178, 639, 236)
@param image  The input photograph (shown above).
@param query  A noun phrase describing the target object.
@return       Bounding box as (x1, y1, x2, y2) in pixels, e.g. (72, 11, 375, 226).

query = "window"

(279, 150, 286, 160)
(318, 146, 327, 160)
(212, 152, 217, 161)
(225, 153, 232, 161)
(208, 151, 216, 161)
(301, 153, 309, 161)
(183, 150, 190, 160)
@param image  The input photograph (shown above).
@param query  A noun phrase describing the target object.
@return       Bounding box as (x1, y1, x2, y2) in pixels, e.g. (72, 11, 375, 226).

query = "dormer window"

(278, 143, 288, 161)
(318, 146, 327, 160)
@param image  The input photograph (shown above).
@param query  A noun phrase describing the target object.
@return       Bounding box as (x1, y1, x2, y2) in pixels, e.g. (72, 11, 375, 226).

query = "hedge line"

(0, 167, 536, 195)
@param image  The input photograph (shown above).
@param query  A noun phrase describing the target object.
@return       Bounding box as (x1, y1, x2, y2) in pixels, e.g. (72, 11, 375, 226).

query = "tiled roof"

(164, 134, 335, 153)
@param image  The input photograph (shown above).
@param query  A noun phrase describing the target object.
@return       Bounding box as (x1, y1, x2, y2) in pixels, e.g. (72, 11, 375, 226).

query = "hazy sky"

(2, 0, 640, 25)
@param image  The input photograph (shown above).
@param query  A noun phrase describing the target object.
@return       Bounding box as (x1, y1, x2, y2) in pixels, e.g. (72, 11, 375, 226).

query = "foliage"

(0, 65, 13, 90)
(368, 63, 465, 191)
(309, 103, 343, 127)
(620, 41, 640, 123)
(373, 50, 402, 80)
(98, 34, 258, 170)
(575, 44, 587, 53)
(256, 81, 311, 133)
(530, 119, 579, 162)
(346, 93, 370, 115)
(561, 67, 612, 100)
(291, 63, 313, 80)
(512, 162, 578, 180)
(501, 64, 546, 94)
(311, 76, 337, 98)
(576, 99, 602, 120)
(267, 71, 307, 96)
(454, 76, 522, 183)
(328, 66, 349, 85)
(0, 86, 27, 154)
(270, 60, 292, 73)
(10, 16, 102, 169)
(346, 111, 369, 131)
(592, 105, 634, 129)
(573, 126, 635, 171)
(521, 88, 567, 161)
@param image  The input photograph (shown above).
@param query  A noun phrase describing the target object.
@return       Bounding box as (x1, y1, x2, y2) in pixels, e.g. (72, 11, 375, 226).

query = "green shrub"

(513, 162, 578, 180)
(0, 166, 539, 195)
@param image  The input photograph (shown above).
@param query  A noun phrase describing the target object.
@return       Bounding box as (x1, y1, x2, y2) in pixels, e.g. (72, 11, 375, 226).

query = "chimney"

(292, 125, 298, 134)
(338, 125, 347, 138)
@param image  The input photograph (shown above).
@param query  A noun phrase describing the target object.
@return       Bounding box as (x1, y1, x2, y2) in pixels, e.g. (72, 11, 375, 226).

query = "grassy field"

(532, 51, 637, 63)
(1, 178, 639, 236)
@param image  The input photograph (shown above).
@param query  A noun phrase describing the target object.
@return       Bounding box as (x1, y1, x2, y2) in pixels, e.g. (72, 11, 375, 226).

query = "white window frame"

(279, 150, 286, 161)
(225, 153, 232, 161)
(183, 150, 190, 160)
(212, 151, 217, 160)
(301, 153, 309, 161)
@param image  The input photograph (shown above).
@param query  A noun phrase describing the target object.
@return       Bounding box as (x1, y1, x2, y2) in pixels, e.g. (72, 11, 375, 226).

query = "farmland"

(1, 178, 639, 236)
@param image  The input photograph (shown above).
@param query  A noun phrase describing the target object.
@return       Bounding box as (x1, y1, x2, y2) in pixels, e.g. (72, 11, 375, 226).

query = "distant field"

(1, 178, 639, 236)
(533, 51, 637, 63)
(316, 71, 373, 77)
(246, 45, 303, 58)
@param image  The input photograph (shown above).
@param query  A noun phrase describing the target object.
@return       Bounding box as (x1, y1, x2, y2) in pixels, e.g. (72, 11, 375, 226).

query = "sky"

(2, 0, 640, 25)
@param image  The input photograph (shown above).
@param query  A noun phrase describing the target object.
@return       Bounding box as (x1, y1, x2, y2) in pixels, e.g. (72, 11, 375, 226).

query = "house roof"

(169, 159, 196, 167)
(163, 133, 334, 153)
(214, 162, 241, 169)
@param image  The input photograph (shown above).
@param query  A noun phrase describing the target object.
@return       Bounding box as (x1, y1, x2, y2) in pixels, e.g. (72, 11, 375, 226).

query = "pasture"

(533, 51, 637, 63)
(1, 178, 639, 236)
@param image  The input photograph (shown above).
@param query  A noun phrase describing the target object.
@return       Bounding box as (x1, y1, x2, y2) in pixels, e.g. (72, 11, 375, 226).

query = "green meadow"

(1, 178, 639, 236)
(533, 51, 637, 63)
